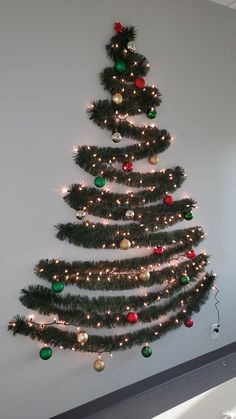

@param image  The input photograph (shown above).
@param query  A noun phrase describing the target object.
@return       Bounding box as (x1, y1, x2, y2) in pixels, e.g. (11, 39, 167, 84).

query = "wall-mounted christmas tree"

(9, 23, 218, 372)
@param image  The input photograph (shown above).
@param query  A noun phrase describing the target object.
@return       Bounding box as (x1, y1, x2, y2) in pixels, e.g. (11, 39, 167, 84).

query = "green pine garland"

(9, 273, 215, 353)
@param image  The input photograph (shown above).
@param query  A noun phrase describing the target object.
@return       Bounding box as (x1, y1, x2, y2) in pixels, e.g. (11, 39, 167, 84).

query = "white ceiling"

(209, 0, 236, 9)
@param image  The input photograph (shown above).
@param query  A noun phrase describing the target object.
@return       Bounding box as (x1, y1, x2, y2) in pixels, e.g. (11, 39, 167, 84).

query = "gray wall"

(0, 1, 235, 418)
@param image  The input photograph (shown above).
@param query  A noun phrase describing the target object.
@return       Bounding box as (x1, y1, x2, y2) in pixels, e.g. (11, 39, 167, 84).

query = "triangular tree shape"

(9, 23, 216, 371)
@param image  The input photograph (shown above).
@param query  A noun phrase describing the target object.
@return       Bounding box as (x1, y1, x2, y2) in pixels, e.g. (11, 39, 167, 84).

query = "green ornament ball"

(94, 176, 106, 188)
(115, 60, 126, 73)
(51, 281, 64, 293)
(184, 211, 193, 220)
(180, 274, 190, 285)
(141, 345, 152, 358)
(147, 108, 157, 119)
(39, 346, 52, 360)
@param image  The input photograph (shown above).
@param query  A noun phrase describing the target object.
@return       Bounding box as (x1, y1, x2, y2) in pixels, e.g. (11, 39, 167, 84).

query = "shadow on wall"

(153, 378, 236, 419)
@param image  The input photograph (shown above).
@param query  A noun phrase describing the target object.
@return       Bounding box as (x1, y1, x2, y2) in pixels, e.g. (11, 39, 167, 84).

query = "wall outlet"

(211, 323, 220, 339)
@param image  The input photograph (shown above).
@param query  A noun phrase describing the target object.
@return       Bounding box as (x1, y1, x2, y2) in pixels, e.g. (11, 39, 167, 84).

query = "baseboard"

(51, 341, 236, 419)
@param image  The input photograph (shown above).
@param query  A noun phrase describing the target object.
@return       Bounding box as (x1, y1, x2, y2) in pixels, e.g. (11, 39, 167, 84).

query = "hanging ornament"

(127, 41, 136, 52)
(139, 270, 150, 282)
(76, 209, 86, 220)
(115, 60, 126, 73)
(94, 176, 106, 188)
(163, 194, 173, 206)
(93, 357, 105, 372)
(119, 238, 131, 250)
(184, 318, 194, 328)
(39, 346, 52, 360)
(153, 246, 165, 255)
(114, 22, 124, 33)
(180, 274, 190, 285)
(51, 281, 64, 293)
(147, 108, 157, 119)
(127, 312, 138, 324)
(125, 209, 135, 219)
(186, 249, 196, 260)
(122, 161, 133, 172)
(184, 211, 193, 221)
(112, 93, 123, 105)
(141, 345, 152, 358)
(77, 331, 88, 344)
(112, 131, 122, 143)
(148, 154, 159, 165)
(134, 77, 145, 89)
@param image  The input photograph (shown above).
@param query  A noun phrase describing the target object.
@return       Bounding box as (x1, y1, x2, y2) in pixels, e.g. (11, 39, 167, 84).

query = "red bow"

(114, 22, 124, 33)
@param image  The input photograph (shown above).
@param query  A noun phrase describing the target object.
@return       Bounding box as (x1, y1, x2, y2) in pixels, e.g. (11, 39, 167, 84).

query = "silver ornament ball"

(112, 132, 122, 143)
(76, 209, 86, 220)
(125, 210, 135, 219)
(127, 41, 136, 52)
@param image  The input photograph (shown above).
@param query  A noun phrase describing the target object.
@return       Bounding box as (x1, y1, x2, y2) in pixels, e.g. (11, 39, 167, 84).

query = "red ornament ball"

(123, 161, 133, 172)
(114, 22, 124, 33)
(153, 246, 165, 255)
(163, 194, 173, 205)
(186, 249, 196, 260)
(127, 312, 138, 324)
(134, 77, 145, 89)
(184, 318, 194, 328)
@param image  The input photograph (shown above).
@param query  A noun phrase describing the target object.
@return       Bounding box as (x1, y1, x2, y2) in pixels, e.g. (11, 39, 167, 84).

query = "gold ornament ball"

(77, 331, 88, 344)
(139, 270, 150, 282)
(112, 93, 123, 105)
(125, 210, 135, 219)
(148, 154, 159, 165)
(93, 358, 105, 372)
(119, 238, 132, 250)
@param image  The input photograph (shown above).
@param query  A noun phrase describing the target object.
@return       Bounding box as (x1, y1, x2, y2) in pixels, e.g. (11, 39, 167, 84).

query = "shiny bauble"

(139, 270, 150, 282)
(125, 209, 135, 219)
(115, 60, 126, 73)
(163, 194, 173, 205)
(148, 154, 159, 165)
(51, 281, 64, 293)
(147, 108, 157, 119)
(77, 331, 88, 344)
(186, 249, 196, 260)
(112, 93, 123, 105)
(141, 345, 152, 358)
(180, 274, 190, 285)
(134, 77, 145, 89)
(122, 161, 133, 172)
(94, 176, 105, 188)
(127, 41, 136, 52)
(184, 318, 194, 328)
(93, 358, 105, 372)
(76, 209, 86, 220)
(153, 246, 165, 255)
(184, 211, 193, 221)
(119, 238, 131, 250)
(127, 312, 138, 324)
(39, 346, 52, 360)
(112, 131, 122, 143)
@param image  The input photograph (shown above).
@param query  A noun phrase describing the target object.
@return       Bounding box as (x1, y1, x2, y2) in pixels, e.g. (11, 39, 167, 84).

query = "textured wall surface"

(0, 1, 235, 418)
